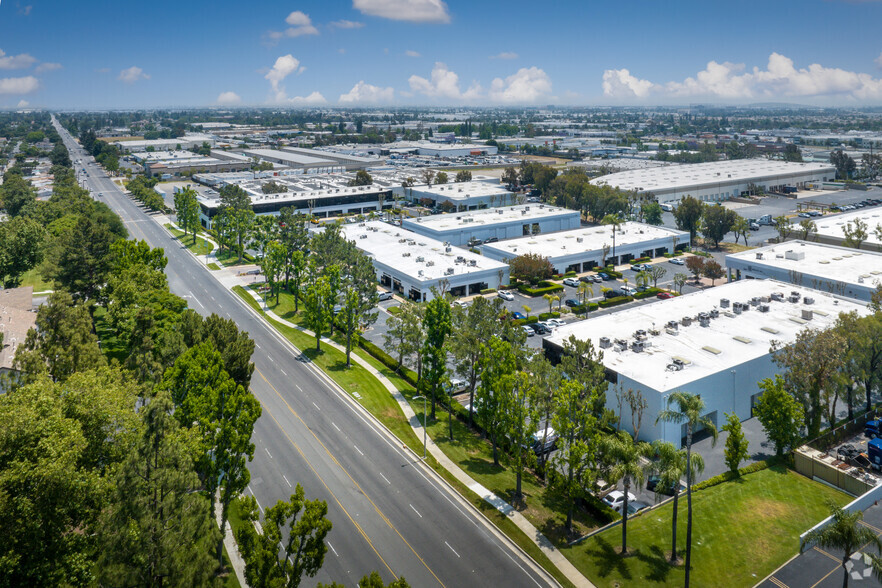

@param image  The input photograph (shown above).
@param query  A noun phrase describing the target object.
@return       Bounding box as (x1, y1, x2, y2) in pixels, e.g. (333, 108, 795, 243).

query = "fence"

(805, 407, 879, 452)
(794, 446, 876, 498)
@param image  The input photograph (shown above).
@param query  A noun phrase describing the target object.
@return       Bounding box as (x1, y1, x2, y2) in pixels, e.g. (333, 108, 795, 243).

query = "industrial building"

(542, 279, 868, 446)
(113, 133, 216, 153)
(132, 151, 250, 178)
(402, 204, 581, 246)
(591, 160, 836, 205)
(338, 222, 509, 301)
(812, 208, 882, 250)
(408, 181, 515, 211)
(241, 148, 380, 173)
(480, 222, 689, 273)
(727, 240, 882, 302)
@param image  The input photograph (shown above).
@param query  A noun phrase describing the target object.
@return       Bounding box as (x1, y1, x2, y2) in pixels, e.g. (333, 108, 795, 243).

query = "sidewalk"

(215, 492, 248, 587)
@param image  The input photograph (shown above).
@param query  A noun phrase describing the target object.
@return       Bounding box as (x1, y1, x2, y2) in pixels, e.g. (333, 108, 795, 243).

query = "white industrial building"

(727, 240, 882, 302)
(591, 160, 836, 205)
(408, 181, 515, 210)
(543, 279, 868, 446)
(114, 133, 216, 153)
(338, 222, 509, 301)
(812, 208, 882, 250)
(402, 204, 581, 246)
(480, 222, 689, 273)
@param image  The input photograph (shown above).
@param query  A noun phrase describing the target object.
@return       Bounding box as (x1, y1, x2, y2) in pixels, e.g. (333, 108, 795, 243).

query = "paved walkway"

(215, 493, 248, 587)
(159, 220, 594, 588)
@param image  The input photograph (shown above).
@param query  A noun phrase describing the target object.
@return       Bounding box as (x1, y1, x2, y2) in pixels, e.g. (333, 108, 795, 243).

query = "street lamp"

(413, 395, 428, 459)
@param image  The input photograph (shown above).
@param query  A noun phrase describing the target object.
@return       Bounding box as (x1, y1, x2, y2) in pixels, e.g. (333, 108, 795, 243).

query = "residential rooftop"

(545, 279, 868, 392)
(338, 221, 508, 281)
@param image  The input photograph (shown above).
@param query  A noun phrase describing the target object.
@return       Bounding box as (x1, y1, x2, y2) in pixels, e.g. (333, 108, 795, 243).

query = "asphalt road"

(55, 119, 557, 588)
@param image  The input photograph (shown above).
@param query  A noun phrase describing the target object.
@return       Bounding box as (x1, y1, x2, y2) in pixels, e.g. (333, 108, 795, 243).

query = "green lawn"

(164, 224, 214, 256)
(215, 248, 254, 267)
(571, 465, 850, 588)
(207, 263, 221, 271)
(19, 267, 52, 292)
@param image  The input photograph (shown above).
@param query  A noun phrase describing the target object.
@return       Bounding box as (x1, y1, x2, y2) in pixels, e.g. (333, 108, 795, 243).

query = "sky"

(2, 0, 882, 109)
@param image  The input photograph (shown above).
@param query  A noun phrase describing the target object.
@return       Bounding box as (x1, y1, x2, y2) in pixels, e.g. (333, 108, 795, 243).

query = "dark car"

(564, 298, 580, 308)
(532, 322, 552, 334)
(604, 290, 626, 299)
(485, 237, 499, 244)
(531, 435, 558, 455)
(579, 275, 594, 283)
(646, 474, 686, 496)
(598, 272, 613, 281)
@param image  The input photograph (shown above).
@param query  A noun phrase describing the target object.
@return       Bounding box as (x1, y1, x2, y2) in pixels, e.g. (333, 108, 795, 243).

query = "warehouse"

(812, 208, 882, 250)
(114, 133, 216, 153)
(542, 279, 868, 446)
(727, 240, 882, 302)
(338, 222, 509, 301)
(480, 222, 689, 273)
(408, 181, 515, 211)
(591, 160, 835, 205)
(133, 151, 250, 178)
(402, 204, 581, 246)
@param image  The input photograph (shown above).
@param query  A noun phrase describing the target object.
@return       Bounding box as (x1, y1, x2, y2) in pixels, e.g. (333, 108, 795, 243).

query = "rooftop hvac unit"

(615, 338, 628, 351)
(709, 309, 720, 318)
(785, 250, 805, 261)
(359, 234, 368, 239)
(741, 302, 750, 311)
(759, 304, 770, 312)
(789, 294, 800, 303)
(415, 256, 424, 262)
(771, 292, 784, 301)
(733, 304, 742, 315)
(681, 316, 693, 326)
(756, 252, 764, 260)
(577, 237, 583, 243)
(468, 259, 477, 266)
(750, 297, 760, 306)
(418, 270, 423, 277)
(666, 320, 679, 330)
(631, 340, 645, 352)
(426, 261, 435, 266)
(720, 298, 730, 308)
(634, 329, 647, 339)
(599, 336, 611, 349)
(497, 209, 503, 214)
(804, 297, 815, 305)
(445, 246, 452, 253)
(802, 309, 814, 321)
(445, 267, 454, 275)
(522, 210, 527, 215)
(402, 252, 411, 257)
(698, 313, 710, 327)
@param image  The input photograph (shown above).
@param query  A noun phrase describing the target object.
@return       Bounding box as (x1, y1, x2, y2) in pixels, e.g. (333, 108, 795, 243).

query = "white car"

(546, 318, 565, 328)
(377, 290, 393, 301)
(669, 257, 685, 265)
(562, 277, 580, 287)
(602, 490, 637, 511)
(498, 290, 515, 301)
(453, 300, 469, 308)
(621, 286, 638, 295)
(521, 325, 535, 337)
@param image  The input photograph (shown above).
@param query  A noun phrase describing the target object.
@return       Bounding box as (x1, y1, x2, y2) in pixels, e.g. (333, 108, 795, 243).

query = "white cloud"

(265, 54, 301, 96)
(285, 91, 328, 105)
(284, 11, 319, 36)
(353, 0, 450, 23)
(0, 76, 38, 94)
(339, 81, 394, 104)
(118, 66, 149, 84)
(35, 62, 62, 73)
(405, 50, 421, 58)
(17, 99, 29, 108)
(489, 67, 552, 103)
(217, 91, 242, 105)
(408, 62, 481, 100)
(490, 52, 518, 60)
(330, 19, 365, 29)
(0, 50, 37, 70)
(603, 53, 882, 102)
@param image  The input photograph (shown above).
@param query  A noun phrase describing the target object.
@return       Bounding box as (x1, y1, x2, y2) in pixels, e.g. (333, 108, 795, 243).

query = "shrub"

(480, 288, 496, 295)
(537, 311, 561, 321)
(516, 283, 564, 297)
(552, 274, 562, 280)
(564, 270, 577, 278)
(633, 288, 662, 299)
(663, 252, 674, 258)
(387, 306, 402, 315)
(598, 295, 633, 308)
(358, 335, 419, 387)
(692, 457, 779, 491)
(631, 256, 651, 264)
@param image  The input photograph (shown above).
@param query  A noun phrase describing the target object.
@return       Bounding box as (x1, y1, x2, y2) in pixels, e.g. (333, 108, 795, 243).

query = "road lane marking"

(264, 447, 273, 459)
(268, 356, 274, 363)
(296, 384, 303, 392)
(354, 445, 364, 456)
(312, 402, 320, 411)
(445, 542, 460, 558)
(410, 504, 422, 518)
(328, 542, 339, 557)
(247, 487, 263, 513)
(283, 475, 292, 488)
(332, 422, 341, 432)
(380, 473, 390, 485)
(280, 369, 287, 376)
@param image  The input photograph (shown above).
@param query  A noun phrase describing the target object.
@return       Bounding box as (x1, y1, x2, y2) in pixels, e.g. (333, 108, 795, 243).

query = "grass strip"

(164, 223, 214, 256)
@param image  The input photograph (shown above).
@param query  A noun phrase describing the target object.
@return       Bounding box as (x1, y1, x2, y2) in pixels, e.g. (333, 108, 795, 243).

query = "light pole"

(413, 395, 427, 459)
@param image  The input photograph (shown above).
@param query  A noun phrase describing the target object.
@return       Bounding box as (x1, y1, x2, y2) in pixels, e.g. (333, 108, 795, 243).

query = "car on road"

(511, 311, 526, 320)
(562, 277, 580, 287)
(530, 427, 558, 455)
(646, 474, 687, 496)
(564, 298, 581, 308)
(521, 325, 535, 337)
(445, 378, 467, 394)
(498, 290, 515, 301)
(631, 263, 649, 272)
(377, 290, 394, 301)
(602, 490, 637, 511)
(669, 258, 685, 265)
(657, 292, 674, 299)
(245, 269, 261, 275)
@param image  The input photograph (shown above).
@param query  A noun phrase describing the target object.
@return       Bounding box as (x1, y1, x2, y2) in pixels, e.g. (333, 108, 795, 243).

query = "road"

(55, 120, 557, 588)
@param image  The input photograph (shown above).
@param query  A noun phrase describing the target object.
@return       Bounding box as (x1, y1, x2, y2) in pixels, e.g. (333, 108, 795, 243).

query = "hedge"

(387, 306, 402, 315)
(357, 335, 419, 388)
(564, 270, 577, 278)
(517, 283, 564, 297)
(633, 287, 662, 299)
(537, 311, 561, 321)
(592, 267, 624, 279)
(598, 295, 633, 308)
(480, 288, 496, 295)
(691, 457, 780, 492)
(631, 256, 651, 264)
(571, 303, 599, 314)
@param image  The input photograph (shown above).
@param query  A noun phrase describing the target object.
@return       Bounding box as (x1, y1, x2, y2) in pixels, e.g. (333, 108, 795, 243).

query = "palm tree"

(649, 440, 704, 564)
(602, 430, 652, 555)
(577, 281, 594, 305)
(804, 503, 881, 588)
(656, 391, 717, 587)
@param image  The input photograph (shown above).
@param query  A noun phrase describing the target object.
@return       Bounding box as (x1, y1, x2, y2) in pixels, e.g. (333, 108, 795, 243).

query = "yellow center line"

(768, 575, 790, 588)
(813, 546, 841, 564)
(860, 520, 882, 535)
(257, 368, 447, 587)
(259, 393, 397, 580)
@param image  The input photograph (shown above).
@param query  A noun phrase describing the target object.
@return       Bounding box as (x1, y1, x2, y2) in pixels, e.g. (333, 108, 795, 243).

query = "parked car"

(531, 427, 558, 455)
(808, 210, 822, 216)
(453, 300, 468, 308)
(546, 318, 565, 328)
(798, 212, 812, 218)
(592, 274, 603, 283)
(377, 290, 394, 301)
(602, 490, 636, 511)
(445, 378, 467, 394)
(604, 290, 626, 299)
(631, 263, 649, 272)
(521, 325, 535, 337)
(579, 275, 594, 283)
(563, 277, 580, 287)
(498, 290, 515, 301)
(511, 311, 526, 320)
(564, 298, 580, 308)
(657, 292, 674, 299)
(621, 286, 638, 295)
(624, 500, 651, 516)
(532, 322, 552, 334)
(749, 222, 760, 230)
(669, 258, 685, 265)
(598, 272, 613, 281)
(646, 474, 686, 496)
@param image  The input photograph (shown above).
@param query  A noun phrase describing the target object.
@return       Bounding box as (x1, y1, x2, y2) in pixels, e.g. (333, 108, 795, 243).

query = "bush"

(357, 335, 419, 387)
(692, 457, 780, 492)
(564, 270, 577, 278)
(631, 256, 651, 264)
(552, 274, 562, 280)
(633, 287, 662, 299)
(598, 295, 633, 308)
(516, 283, 564, 297)
(663, 252, 674, 258)
(387, 306, 402, 315)
(537, 311, 561, 321)
(480, 288, 496, 295)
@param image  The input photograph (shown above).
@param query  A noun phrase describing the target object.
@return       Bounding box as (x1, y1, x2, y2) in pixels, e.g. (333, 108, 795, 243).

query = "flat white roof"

(404, 204, 578, 232)
(546, 279, 868, 392)
(591, 160, 834, 194)
(482, 222, 687, 260)
(727, 240, 882, 290)
(415, 181, 511, 201)
(814, 209, 882, 247)
(339, 221, 507, 282)
(244, 149, 336, 166)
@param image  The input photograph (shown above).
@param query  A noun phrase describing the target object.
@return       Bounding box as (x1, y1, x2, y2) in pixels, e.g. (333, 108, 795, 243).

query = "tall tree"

(261, 240, 287, 304)
(477, 336, 517, 466)
(700, 205, 737, 248)
(96, 391, 220, 587)
(648, 440, 703, 564)
(803, 504, 882, 588)
(673, 196, 704, 242)
(685, 255, 705, 283)
(643, 201, 664, 226)
(656, 391, 717, 588)
(753, 375, 805, 456)
(421, 294, 452, 421)
(601, 431, 651, 555)
(44, 214, 118, 302)
(302, 272, 333, 352)
(0, 215, 45, 287)
(843, 218, 869, 249)
(449, 296, 503, 428)
(337, 247, 379, 368)
(218, 184, 255, 262)
(382, 300, 424, 374)
(173, 186, 201, 244)
(237, 485, 332, 588)
(720, 412, 749, 473)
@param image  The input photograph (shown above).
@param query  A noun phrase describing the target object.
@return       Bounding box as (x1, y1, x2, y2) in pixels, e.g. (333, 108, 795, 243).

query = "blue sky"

(2, 0, 882, 109)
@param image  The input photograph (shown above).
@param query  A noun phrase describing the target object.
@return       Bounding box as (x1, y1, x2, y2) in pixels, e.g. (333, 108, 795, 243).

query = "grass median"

(569, 465, 849, 588)
(164, 224, 214, 256)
